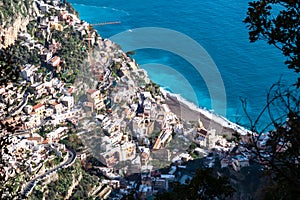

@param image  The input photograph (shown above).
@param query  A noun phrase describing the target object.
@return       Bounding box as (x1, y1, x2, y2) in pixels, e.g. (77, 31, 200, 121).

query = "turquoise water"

(69, 0, 296, 129)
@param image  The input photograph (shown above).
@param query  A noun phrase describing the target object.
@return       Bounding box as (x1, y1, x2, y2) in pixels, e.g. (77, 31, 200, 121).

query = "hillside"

(0, 0, 40, 48)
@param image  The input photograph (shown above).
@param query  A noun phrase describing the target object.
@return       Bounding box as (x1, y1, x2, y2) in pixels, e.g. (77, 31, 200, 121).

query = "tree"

(244, 0, 300, 87)
(155, 168, 235, 200)
(0, 47, 21, 86)
(241, 82, 300, 199)
(244, 1, 300, 199)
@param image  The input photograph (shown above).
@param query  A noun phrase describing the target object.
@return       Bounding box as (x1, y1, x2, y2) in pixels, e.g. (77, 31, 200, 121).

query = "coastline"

(70, 2, 253, 139)
(73, 9, 252, 138)
(161, 88, 251, 137)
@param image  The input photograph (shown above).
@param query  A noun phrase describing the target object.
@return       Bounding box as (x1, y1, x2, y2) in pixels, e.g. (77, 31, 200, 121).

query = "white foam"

(161, 88, 252, 136)
(72, 3, 130, 16)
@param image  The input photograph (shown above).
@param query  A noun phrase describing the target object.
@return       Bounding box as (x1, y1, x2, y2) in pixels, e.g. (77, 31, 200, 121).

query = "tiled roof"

(33, 103, 44, 110)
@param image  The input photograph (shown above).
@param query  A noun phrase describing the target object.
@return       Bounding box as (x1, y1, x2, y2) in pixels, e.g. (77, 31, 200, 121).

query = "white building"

(99, 138, 136, 167)
(47, 127, 68, 141)
(21, 64, 37, 83)
(61, 96, 74, 109)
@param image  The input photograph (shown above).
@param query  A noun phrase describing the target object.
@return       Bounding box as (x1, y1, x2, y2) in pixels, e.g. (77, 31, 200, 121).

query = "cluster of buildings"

(1, 0, 274, 199)
(0, 0, 93, 196)
(1, 129, 69, 183)
(80, 42, 192, 171)
(71, 31, 245, 199)
(1, 0, 94, 131)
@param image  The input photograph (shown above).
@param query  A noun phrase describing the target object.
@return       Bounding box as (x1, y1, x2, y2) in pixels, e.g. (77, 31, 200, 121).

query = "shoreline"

(86, 27, 252, 138)
(161, 88, 251, 137)
(78, 18, 252, 138)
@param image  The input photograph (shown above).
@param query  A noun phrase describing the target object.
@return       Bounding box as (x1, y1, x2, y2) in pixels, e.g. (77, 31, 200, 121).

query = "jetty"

(90, 21, 121, 26)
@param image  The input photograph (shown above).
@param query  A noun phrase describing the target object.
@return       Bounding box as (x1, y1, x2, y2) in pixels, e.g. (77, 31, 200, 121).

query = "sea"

(68, 0, 296, 130)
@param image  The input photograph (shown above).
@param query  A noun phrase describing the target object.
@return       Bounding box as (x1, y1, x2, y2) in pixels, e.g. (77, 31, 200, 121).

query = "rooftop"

(33, 103, 44, 110)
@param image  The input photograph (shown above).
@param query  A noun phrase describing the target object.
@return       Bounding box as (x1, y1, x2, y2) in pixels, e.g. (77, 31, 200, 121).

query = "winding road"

(21, 148, 76, 197)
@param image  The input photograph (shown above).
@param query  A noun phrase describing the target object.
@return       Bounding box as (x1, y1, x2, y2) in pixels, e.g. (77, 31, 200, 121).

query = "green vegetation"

(60, 133, 84, 152)
(0, 42, 40, 86)
(44, 156, 63, 169)
(39, 125, 56, 139)
(30, 187, 44, 200)
(110, 62, 124, 79)
(188, 142, 197, 152)
(0, 1, 94, 199)
(145, 81, 162, 97)
(0, 0, 34, 26)
(30, 160, 100, 200)
(51, 26, 88, 84)
(70, 170, 100, 199)
(188, 142, 199, 159)
(45, 161, 81, 199)
(64, 1, 79, 17)
(0, 171, 28, 199)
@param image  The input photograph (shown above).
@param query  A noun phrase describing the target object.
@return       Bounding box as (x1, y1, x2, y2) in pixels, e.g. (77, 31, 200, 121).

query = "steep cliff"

(0, 0, 39, 49)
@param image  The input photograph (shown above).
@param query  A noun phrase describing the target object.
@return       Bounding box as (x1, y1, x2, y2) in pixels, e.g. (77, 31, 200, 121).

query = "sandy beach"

(164, 92, 251, 138)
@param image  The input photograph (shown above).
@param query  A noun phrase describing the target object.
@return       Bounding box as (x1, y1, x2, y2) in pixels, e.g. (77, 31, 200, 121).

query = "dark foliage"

(244, 0, 300, 87)
(0, 47, 20, 86)
(50, 27, 88, 84)
(242, 83, 300, 199)
(244, 1, 300, 199)
(155, 168, 235, 200)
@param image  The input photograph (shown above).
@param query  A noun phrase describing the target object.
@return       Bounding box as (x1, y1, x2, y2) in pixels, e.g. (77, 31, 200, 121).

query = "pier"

(90, 21, 121, 26)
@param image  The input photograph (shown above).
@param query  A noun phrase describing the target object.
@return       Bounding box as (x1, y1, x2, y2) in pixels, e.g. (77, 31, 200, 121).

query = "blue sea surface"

(69, 0, 296, 129)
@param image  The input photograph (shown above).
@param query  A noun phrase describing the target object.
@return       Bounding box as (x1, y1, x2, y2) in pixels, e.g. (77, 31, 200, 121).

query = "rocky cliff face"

(0, 0, 39, 49)
(0, 15, 29, 49)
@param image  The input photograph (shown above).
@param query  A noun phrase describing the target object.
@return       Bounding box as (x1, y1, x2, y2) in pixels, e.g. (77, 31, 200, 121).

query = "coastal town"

(0, 0, 278, 199)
